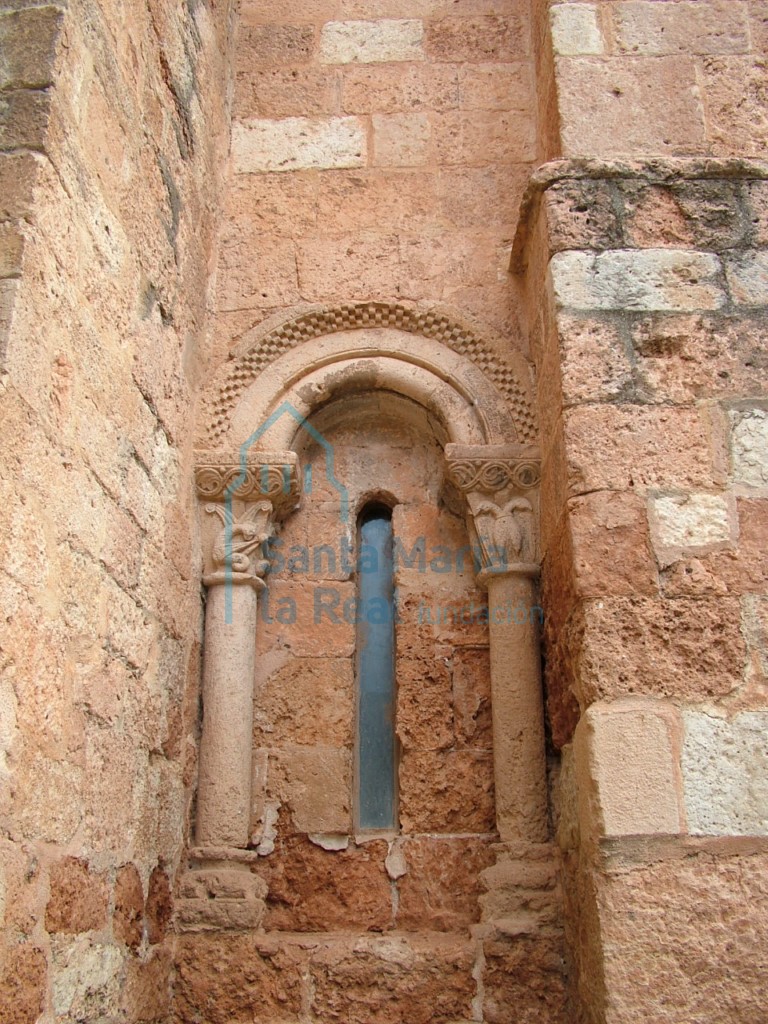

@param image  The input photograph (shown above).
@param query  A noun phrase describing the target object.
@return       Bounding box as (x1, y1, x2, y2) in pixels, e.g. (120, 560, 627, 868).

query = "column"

(446, 444, 548, 844)
(194, 452, 300, 849)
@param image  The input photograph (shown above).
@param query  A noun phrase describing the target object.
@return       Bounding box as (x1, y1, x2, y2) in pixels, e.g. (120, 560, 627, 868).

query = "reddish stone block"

(426, 16, 525, 62)
(395, 836, 496, 930)
(396, 640, 454, 752)
(113, 864, 144, 950)
(0, 944, 46, 1024)
(399, 748, 495, 833)
(452, 645, 493, 748)
(235, 25, 315, 69)
(618, 180, 746, 251)
(483, 935, 567, 1024)
(145, 865, 172, 945)
(255, 835, 392, 932)
(173, 933, 304, 1024)
(544, 180, 622, 253)
(309, 934, 476, 1024)
(45, 857, 108, 934)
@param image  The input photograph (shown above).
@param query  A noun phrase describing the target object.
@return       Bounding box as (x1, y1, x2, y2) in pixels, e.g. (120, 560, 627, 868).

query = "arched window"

(355, 503, 397, 831)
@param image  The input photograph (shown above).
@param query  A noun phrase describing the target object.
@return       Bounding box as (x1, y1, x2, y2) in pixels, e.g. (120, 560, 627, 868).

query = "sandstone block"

(648, 492, 736, 567)
(295, 233, 401, 301)
(576, 595, 745, 701)
(233, 117, 366, 174)
(0, 7, 63, 89)
(556, 56, 706, 158)
(255, 655, 354, 748)
(236, 24, 315, 67)
(342, 63, 459, 114)
(372, 112, 431, 166)
(574, 699, 683, 838)
(563, 405, 718, 493)
(255, 835, 391, 931)
(553, 315, 634, 405)
(452, 645, 493, 747)
(618, 180, 747, 252)
(432, 108, 536, 164)
(120, 949, 171, 1024)
(614, 0, 750, 56)
(0, 944, 46, 1024)
(458, 62, 533, 111)
(544, 180, 622, 253)
(51, 938, 123, 1020)
(399, 748, 495, 833)
(550, 4, 604, 56)
(145, 864, 172, 944)
(700, 56, 768, 157)
(271, 745, 352, 835)
(173, 933, 304, 1024)
(483, 935, 567, 1024)
(551, 250, 726, 313)
(175, 897, 266, 931)
(320, 20, 424, 65)
(730, 407, 768, 488)
(568, 490, 658, 596)
(682, 711, 768, 835)
(235, 68, 336, 119)
(725, 251, 768, 306)
(425, 16, 524, 62)
(309, 934, 475, 1024)
(395, 836, 495, 930)
(112, 864, 144, 950)
(0, 89, 50, 151)
(396, 639, 454, 752)
(747, 180, 768, 246)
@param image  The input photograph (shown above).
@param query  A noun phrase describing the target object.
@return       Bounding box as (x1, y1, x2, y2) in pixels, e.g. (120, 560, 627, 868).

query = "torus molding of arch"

(201, 302, 537, 446)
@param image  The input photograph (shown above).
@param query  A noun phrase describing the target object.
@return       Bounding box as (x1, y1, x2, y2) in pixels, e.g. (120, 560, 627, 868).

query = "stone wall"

(520, 158, 768, 1021)
(0, 1, 233, 1020)
(210, 0, 539, 371)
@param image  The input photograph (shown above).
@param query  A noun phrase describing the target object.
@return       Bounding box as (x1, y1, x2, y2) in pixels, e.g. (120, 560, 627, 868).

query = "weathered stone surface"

(396, 639, 454, 752)
(575, 595, 745, 702)
(112, 864, 144, 950)
(544, 180, 621, 253)
(556, 56, 707, 157)
(550, 4, 604, 57)
(233, 117, 367, 173)
(452, 645, 493, 747)
(0, 944, 46, 1024)
(568, 490, 658, 597)
(254, 655, 354, 748)
(395, 836, 495, 930)
(255, 835, 391, 931)
(236, 24, 315, 67)
(730, 407, 768, 487)
(426, 16, 524, 62)
(310, 934, 476, 1024)
(598, 843, 768, 1022)
(51, 938, 123, 1020)
(145, 865, 172, 945)
(270, 745, 352, 835)
(614, 0, 750, 56)
(699, 56, 768, 157)
(563, 405, 718, 493)
(682, 711, 768, 835)
(551, 250, 726, 313)
(618, 180, 747, 251)
(372, 112, 431, 167)
(575, 699, 683, 838)
(0, 7, 62, 90)
(320, 20, 424, 64)
(649, 492, 736, 567)
(173, 933, 304, 1024)
(45, 857, 109, 935)
(399, 749, 495, 833)
(483, 935, 567, 1024)
(341, 63, 459, 113)
(725, 251, 768, 306)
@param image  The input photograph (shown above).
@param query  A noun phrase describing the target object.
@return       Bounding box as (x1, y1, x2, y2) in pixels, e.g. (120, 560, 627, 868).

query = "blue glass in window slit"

(357, 509, 396, 830)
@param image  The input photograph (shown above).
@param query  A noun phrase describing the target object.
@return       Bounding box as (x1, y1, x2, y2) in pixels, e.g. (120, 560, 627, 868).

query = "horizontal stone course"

(233, 116, 366, 173)
(320, 19, 424, 65)
(551, 249, 726, 312)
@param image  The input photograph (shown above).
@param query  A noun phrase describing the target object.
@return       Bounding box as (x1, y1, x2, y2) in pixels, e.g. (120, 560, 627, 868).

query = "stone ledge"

(512, 156, 768, 272)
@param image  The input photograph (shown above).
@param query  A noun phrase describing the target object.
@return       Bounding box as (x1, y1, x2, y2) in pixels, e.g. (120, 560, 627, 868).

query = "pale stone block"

(372, 112, 431, 166)
(52, 939, 123, 1018)
(614, 0, 751, 56)
(550, 5, 604, 56)
(320, 19, 424, 65)
(724, 252, 768, 306)
(574, 699, 683, 838)
(550, 250, 726, 312)
(730, 408, 768, 488)
(682, 711, 768, 835)
(649, 492, 735, 567)
(232, 117, 366, 174)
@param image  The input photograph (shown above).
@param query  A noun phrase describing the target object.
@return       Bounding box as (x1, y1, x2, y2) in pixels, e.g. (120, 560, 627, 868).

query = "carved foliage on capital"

(446, 445, 541, 579)
(195, 452, 301, 587)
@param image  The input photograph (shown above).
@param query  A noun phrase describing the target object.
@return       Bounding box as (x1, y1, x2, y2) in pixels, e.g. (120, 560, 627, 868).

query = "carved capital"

(445, 444, 541, 582)
(195, 451, 301, 588)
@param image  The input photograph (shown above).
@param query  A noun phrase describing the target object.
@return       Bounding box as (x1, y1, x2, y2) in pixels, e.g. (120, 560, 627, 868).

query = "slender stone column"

(446, 443, 548, 844)
(194, 452, 300, 849)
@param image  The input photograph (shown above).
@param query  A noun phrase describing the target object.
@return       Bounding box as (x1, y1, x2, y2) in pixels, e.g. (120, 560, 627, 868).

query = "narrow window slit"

(356, 504, 397, 831)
